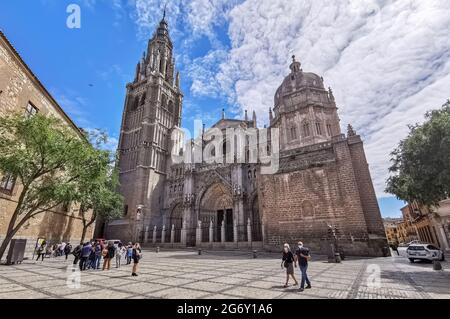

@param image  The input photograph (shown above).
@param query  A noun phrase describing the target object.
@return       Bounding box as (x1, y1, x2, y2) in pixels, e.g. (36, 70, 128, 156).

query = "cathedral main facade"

(106, 16, 388, 256)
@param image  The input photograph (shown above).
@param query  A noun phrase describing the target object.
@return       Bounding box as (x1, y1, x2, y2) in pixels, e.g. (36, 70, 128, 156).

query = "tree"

(74, 131, 123, 244)
(0, 113, 119, 260)
(386, 100, 450, 207)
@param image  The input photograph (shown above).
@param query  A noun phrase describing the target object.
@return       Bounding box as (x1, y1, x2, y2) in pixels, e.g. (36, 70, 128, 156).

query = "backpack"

(72, 246, 81, 257)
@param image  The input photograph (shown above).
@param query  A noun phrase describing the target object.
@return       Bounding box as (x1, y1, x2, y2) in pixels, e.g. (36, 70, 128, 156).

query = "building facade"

(0, 31, 94, 258)
(107, 17, 388, 256)
(401, 201, 450, 251)
(383, 218, 407, 245)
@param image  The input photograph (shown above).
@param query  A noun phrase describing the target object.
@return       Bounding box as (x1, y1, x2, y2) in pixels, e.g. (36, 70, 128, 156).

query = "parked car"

(406, 243, 445, 262)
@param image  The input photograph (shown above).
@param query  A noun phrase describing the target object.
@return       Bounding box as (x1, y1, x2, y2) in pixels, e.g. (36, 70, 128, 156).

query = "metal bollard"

(156, 246, 160, 253)
(198, 249, 202, 255)
(253, 250, 257, 259)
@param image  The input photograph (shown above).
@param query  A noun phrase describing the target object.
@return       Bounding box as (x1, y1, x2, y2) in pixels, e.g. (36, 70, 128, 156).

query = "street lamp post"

(136, 205, 144, 243)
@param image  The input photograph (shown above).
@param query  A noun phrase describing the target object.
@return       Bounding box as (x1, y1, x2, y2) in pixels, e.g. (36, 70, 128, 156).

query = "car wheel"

(409, 258, 415, 263)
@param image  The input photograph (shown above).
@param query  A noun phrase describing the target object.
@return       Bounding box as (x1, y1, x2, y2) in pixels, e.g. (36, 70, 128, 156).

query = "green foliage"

(386, 101, 450, 206)
(0, 113, 86, 215)
(0, 113, 123, 258)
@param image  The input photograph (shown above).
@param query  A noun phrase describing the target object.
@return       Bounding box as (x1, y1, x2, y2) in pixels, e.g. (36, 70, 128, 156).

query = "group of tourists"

(35, 240, 142, 276)
(35, 241, 73, 261)
(281, 241, 312, 292)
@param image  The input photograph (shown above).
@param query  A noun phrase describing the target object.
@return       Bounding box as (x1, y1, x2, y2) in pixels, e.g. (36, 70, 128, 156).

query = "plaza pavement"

(0, 249, 449, 299)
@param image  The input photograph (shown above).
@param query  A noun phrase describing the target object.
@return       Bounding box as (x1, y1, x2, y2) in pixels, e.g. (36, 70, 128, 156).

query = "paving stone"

(0, 249, 449, 299)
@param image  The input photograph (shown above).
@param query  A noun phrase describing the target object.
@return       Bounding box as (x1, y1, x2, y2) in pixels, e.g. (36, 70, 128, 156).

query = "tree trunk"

(0, 231, 16, 261)
(0, 184, 30, 261)
(80, 226, 87, 245)
(0, 212, 31, 261)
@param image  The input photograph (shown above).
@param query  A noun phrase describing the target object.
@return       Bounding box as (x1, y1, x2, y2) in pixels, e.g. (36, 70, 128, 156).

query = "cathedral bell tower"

(110, 10, 183, 242)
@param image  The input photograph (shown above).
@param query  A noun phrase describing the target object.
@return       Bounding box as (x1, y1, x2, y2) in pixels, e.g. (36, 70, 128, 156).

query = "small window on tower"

(315, 123, 322, 135)
(140, 92, 146, 105)
(303, 123, 310, 137)
(290, 127, 297, 140)
(327, 124, 332, 136)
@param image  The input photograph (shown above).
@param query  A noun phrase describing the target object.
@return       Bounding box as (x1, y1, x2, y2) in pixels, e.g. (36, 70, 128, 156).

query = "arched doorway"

(199, 183, 233, 242)
(251, 196, 262, 241)
(169, 203, 183, 242)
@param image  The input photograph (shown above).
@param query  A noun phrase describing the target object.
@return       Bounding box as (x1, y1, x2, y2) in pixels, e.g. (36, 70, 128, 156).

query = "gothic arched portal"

(198, 182, 233, 242)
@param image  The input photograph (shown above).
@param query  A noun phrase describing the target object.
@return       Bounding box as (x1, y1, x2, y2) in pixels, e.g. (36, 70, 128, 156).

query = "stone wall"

(258, 138, 388, 257)
(0, 31, 95, 260)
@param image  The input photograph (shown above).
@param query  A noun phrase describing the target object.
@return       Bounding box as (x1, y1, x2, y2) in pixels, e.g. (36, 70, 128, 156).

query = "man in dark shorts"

(295, 241, 311, 292)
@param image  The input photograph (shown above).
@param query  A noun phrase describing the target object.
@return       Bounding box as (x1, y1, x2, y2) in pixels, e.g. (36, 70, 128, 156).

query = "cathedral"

(106, 14, 388, 256)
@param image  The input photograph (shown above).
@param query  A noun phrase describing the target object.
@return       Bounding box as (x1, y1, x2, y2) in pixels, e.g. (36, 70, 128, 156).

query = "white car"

(406, 243, 445, 262)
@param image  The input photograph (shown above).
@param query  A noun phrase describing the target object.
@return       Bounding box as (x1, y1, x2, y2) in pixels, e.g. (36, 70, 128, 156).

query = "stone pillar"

(161, 225, 166, 244)
(247, 218, 252, 243)
(261, 223, 265, 244)
(196, 220, 202, 246)
(144, 226, 149, 244)
(221, 220, 225, 244)
(233, 220, 238, 243)
(237, 198, 245, 241)
(170, 224, 175, 244)
(207, 220, 213, 244)
(181, 220, 187, 246)
(152, 226, 157, 244)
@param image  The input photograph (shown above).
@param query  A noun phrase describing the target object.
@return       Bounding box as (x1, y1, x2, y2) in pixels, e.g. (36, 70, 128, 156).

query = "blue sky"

(2, 0, 449, 219)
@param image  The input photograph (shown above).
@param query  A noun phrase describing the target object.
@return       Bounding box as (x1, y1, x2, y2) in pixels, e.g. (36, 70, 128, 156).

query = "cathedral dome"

(274, 56, 325, 107)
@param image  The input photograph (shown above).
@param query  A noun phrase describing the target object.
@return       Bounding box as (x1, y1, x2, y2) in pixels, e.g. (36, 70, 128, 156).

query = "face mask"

(298, 245, 303, 249)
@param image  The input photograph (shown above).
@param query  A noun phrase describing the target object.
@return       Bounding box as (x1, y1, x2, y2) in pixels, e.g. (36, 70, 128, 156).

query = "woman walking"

(281, 243, 298, 288)
(35, 242, 47, 262)
(102, 241, 116, 271)
(131, 243, 142, 277)
(115, 243, 125, 268)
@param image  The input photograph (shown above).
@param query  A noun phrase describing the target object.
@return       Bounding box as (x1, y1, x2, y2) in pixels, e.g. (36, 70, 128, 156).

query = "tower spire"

(163, 3, 167, 20)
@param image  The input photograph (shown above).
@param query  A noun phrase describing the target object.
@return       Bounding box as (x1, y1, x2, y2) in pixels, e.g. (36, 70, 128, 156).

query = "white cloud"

(131, 0, 450, 197)
(213, 0, 450, 197)
(132, 0, 241, 42)
(187, 49, 229, 98)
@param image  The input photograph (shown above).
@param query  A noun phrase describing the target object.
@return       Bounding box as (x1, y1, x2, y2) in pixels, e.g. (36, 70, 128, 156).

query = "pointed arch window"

(140, 92, 146, 106)
(326, 124, 332, 136)
(315, 122, 322, 135)
(303, 123, 311, 137)
(290, 126, 297, 140)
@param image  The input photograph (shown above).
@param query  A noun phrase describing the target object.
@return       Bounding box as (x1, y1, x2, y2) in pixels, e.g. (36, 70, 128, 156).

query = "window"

(290, 127, 297, 140)
(315, 123, 322, 135)
(303, 123, 310, 137)
(327, 124, 332, 136)
(140, 92, 146, 106)
(25, 102, 38, 118)
(0, 174, 16, 194)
